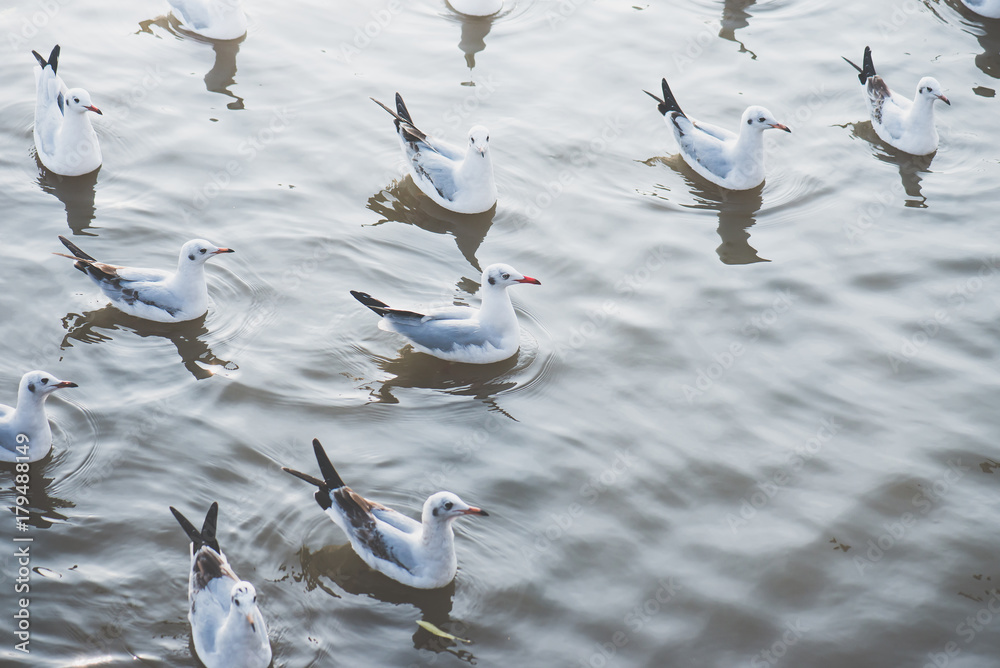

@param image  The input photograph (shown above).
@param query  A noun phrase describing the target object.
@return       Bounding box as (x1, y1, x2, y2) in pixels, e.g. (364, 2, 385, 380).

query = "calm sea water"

(2, 0, 1000, 666)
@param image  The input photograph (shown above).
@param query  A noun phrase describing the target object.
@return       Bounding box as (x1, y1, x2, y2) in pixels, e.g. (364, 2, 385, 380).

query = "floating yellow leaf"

(416, 620, 472, 644)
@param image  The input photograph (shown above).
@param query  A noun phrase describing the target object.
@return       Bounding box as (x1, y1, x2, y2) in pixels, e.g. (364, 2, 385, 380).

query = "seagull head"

(230, 582, 261, 630)
(482, 263, 541, 289)
(917, 77, 950, 106)
(179, 239, 235, 267)
(66, 88, 102, 116)
(19, 370, 78, 403)
(467, 125, 491, 157)
(425, 491, 489, 524)
(741, 106, 791, 133)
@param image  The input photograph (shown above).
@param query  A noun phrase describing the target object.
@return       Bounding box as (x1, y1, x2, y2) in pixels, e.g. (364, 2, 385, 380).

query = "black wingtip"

(201, 502, 220, 553)
(860, 46, 876, 84)
(32, 45, 59, 72)
(312, 439, 346, 490)
(170, 506, 204, 549)
(58, 235, 95, 262)
(394, 92, 413, 124)
(648, 77, 683, 117)
(351, 290, 389, 315)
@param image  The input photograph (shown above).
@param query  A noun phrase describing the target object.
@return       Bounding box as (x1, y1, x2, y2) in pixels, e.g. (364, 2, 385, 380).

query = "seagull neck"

(10, 390, 51, 445)
(421, 515, 457, 552)
(908, 95, 937, 125)
(735, 125, 767, 160)
(477, 284, 515, 326)
(60, 110, 96, 143)
(461, 147, 494, 181)
(175, 257, 206, 281)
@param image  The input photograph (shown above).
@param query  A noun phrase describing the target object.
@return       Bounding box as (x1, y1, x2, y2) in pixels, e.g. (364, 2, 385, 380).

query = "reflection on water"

(846, 121, 934, 208)
(0, 463, 73, 530)
(368, 346, 520, 415)
(137, 16, 246, 109)
(642, 155, 769, 264)
(36, 165, 100, 236)
(367, 179, 496, 271)
(293, 544, 477, 661)
(456, 13, 494, 73)
(720, 0, 757, 59)
(60, 306, 236, 380)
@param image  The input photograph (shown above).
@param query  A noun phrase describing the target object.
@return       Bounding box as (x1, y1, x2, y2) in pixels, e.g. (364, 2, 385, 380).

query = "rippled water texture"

(2, 0, 1000, 666)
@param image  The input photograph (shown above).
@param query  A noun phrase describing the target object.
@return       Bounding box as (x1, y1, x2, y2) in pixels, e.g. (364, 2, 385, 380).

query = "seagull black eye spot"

(188, 254, 195, 260)
(41, 378, 49, 384)
(758, 117, 765, 123)
(747, 118, 752, 125)
(199, 248, 207, 254)
(502, 273, 509, 280)
(73, 98, 79, 103)
(28, 383, 35, 393)
(444, 502, 454, 510)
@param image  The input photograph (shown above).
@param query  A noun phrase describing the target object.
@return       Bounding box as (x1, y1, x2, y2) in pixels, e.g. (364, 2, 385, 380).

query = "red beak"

(212, 248, 235, 254)
(462, 506, 489, 516)
(770, 123, 791, 133)
(517, 276, 541, 285)
(938, 94, 951, 106)
(55, 381, 79, 388)
(86, 105, 103, 115)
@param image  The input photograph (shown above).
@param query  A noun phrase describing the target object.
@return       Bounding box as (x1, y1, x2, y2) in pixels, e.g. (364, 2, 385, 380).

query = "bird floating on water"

(31, 45, 102, 177)
(0, 371, 78, 463)
(351, 263, 540, 364)
(55, 235, 234, 323)
(843, 46, 950, 156)
(450, 0, 503, 16)
(170, 502, 271, 668)
(283, 438, 489, 589)
(372, 93, 497, 214)
(645, 77, 790, 190)
(168, 0, 248, 40)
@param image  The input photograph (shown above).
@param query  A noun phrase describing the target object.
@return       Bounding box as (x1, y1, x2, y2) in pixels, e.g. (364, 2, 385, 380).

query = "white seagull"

(55, 235, 234, 323)
(843, 46, 950, 156)
(449, 0, 503, 16)
(351, 263, 540, 364)
(372, 93, 497, 214)
(168, 0, 247, 40)
(962, 0, 1000, 19)
(0, 371, 78, 463)
(283, 439, 489, 590)
(32, 45, 103, 177)
(644, 77, 791, 191)
(170, 503, 271, 668)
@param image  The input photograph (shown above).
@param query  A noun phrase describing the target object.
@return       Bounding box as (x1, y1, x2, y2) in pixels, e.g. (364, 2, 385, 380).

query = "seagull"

(0, 371, 78, 463)
(644, 77, 790, 191)
(843, 46, 950, 156)
(449, 0, 503, 16)
(170, 503, 271, 668)
(168, 0, 248, 40)
(962, 0, 1000, 19)
(350, 263, 540, 364)
(371, 93, 497, 214)
(283, 439, 489, 590)
(31, 45, 102, 177)
(54, 235, 234, 323)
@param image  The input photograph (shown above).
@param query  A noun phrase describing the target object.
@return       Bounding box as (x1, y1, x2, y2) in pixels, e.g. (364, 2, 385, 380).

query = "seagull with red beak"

(645, 77, 791, 191)
(284, 439, 490, 589)
(55, 235, 235, 323)
(32, 45, 103, 176)
(170, 503, 271, 668)
(843, 46, 950, 156)
(352, 262, 540, 364)
(0, 371, 78, 463)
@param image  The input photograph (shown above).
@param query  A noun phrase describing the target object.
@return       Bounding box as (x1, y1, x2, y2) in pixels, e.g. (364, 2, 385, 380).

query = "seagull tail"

(351, 290, 390, 317)
(394, 93, 414, 125)
(200, 502, 220, 553)
(170, 506, 205, 550)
